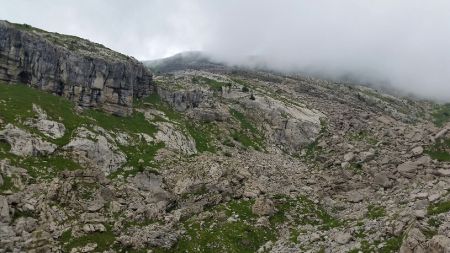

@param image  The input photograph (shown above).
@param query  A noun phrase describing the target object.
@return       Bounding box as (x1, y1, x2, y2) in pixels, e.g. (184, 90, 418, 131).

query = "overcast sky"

(1, 0, 450, 101)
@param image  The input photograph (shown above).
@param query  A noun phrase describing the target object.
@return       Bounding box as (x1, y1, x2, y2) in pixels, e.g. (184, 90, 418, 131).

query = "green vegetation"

(60, 226, 116, 252)
(348, 130, 378, 145)
(0, 175, 16, 192)
(123, 218, 160, 229)
(0, 83, 83, 146)
(109, 141, 165, 178)
(135, 92, 217, 153)
(12, 209, 36, 220)
(303, 120, 327, 162)
(166, 199, 275, 253)
(230, 109, 258, 133)
(347, 163, 364, 174)
(428, 200, 450, 215)
(186, 122, 216, 153)
(367, 204, 386, 219)
(0, 84, 157, 146)
(84, 110, 157, 137)
(229, 108, 264, 150)
(425, 138, 450, 161)
(20, 155, 82, 178)
(270, 195, 341, 230)
(432, 103, 450, 127)
(349, 234, 404, 253)
(0, 83, 163, 179)
(428, 217, 442, 228)
(192, 76, 229, 92)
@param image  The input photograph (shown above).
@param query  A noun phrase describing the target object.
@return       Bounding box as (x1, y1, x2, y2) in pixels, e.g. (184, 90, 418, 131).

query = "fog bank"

(1, 0, 450, 101)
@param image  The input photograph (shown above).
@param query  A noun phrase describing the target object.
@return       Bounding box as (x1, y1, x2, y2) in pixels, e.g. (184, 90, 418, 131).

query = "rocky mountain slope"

(0, 21, 152, 116)
(2, 25, 450, 253)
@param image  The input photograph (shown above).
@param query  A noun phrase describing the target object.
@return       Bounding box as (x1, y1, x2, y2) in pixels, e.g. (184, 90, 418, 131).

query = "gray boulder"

(0, 196, 10, 223)
(63, 127, 126, 175)
(0, 124, 56, 156)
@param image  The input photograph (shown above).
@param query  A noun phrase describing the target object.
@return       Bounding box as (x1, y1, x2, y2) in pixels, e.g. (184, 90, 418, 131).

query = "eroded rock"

(0, 124, 56, 156)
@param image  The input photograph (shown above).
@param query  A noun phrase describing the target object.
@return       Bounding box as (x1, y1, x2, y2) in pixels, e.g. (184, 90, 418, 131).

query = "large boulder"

(63, 127, 126, 175)
(155, 122, 197, 155)
(427, 235, 450, 253)
(25, 104, 65, 139)
(239, 95, 324, 153)
(0, 124, 56, 156)
(0, 196, 10, 223)
(252, 198, 275, 216)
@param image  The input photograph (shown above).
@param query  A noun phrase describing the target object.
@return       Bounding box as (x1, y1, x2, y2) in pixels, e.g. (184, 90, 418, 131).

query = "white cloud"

(1, 0, 450, 100)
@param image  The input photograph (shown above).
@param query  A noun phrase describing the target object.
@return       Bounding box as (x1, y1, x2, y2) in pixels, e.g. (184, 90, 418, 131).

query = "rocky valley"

(1, 22, 450, 253)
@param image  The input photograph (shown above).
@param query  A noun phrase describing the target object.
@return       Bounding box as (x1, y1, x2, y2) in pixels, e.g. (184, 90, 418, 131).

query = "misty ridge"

(2, 0, 450, 101)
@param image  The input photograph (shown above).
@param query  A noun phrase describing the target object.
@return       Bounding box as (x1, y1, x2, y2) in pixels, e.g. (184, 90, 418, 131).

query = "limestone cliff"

(0, 21, 152, 115)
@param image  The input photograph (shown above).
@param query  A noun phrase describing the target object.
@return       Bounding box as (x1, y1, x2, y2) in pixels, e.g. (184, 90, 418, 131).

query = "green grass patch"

(126, 140, 164, 166)
(0, 83, 166, 180)
(185, 122, 216, 153)
(229, 108, 264, 150)
(231, 131, 261, 150)
(0, 175, 16, 192)
(84, 110, 157, 137)
(428, 200, 450, 215)
(20, 155, 82, 179)
(432, 103, 450, 127)
(367, 204, 386, 219)
(166, 199, 274, 253)
(60, 225, 116, 252)
(0, 83, 157, 146)
(270, 195, 341, 230)
(348, 130, 378, 145)
(425, 139, 450, 161)
(0, 83, 84, 146)
(192, 76, 229, 92)
(349, 234, 403, 253)
(229, 109, 258, 134)
(303, 120, 327, 162)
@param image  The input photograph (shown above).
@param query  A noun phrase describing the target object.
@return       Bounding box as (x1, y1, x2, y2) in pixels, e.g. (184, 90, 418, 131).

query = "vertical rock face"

(0, 20, 152, 116)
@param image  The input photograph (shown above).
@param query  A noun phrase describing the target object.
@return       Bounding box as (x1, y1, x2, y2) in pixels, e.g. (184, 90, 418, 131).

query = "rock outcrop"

(0, 124, 56, 156)
(0, 21, 153, 116)
(63, 127, 126, 175)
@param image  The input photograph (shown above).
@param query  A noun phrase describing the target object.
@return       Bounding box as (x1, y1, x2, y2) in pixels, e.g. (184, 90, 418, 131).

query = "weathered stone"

(82, 223, 106, 233)
(411, 146, 424, 156)
(344, 152, 356, 162)
(0, 196, 10, 223)
(346, 191, 364, 203)
(398, 161, 418, 178)
(437, 169, 450, 177)
(155, 122, 197, 155)
(63, 127, 126, 175)
(374, 173, 392, 188)
(333, 232, 352, 245)
(0, 124, 56, 156)
(427, 235, 450, 253)
(14, 217, 37, 233)
(414, 209, 426, 219)
(399, 228, 426, 253)
(130, 172, 171, 203)
(252, 198, 275, 216)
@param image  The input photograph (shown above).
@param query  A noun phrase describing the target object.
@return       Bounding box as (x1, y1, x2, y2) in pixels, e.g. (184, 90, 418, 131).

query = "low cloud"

(1, 0, 450, 101)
